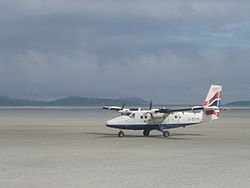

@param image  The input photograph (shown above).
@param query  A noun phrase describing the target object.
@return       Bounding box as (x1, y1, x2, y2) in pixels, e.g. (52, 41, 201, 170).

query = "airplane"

(103, 84, 223, 137)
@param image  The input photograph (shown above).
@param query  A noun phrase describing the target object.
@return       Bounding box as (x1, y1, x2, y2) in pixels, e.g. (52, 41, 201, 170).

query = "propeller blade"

(121, 103, 125, 110)
(149, 100, 152, 110)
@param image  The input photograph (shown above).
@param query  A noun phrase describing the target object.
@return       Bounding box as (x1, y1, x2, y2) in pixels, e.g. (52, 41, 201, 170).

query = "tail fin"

(202, 84, 222, 120)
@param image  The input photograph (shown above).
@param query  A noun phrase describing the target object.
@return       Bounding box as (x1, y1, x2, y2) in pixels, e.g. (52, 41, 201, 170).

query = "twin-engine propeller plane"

(103, 85, 223, 137)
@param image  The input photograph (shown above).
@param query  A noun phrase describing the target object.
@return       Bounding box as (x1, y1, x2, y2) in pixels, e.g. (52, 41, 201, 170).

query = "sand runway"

(0, 108, 249, 187)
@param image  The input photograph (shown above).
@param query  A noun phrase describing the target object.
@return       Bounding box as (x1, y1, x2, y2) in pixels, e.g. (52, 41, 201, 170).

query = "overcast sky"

(0, 0, 250, 104)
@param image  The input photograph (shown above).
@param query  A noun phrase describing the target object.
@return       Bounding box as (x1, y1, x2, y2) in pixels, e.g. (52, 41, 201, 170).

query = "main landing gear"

(118, 130, 124, 137)
(143, 130, 150, 136)
(117, 130, 170, 137)
(163, 130, 170, 137)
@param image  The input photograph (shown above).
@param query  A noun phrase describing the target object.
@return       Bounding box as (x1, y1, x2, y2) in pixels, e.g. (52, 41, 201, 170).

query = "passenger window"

(140, 116, 143, 119)
(145, 116, 147, 119)
(175, 115, 177, 118)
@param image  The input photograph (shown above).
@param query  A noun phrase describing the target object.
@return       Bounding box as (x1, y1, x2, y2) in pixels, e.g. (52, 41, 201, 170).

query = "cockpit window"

(130, 113, 135, 118)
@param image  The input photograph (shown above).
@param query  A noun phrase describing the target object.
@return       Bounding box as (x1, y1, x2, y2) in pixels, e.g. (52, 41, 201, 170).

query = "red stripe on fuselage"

(204, 110, 220, 117)
(203, 91, 222, 106)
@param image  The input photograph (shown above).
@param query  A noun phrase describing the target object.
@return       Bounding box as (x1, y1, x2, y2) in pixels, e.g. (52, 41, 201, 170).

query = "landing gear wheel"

(163, 131, 170, 137)
(143, 130, 150, 136)
(118, 131, 124, 137)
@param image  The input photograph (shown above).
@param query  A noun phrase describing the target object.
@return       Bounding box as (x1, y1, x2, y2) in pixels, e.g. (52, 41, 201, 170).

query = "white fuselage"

(106, 109, 208, 131)
(104, 84, 222, 137)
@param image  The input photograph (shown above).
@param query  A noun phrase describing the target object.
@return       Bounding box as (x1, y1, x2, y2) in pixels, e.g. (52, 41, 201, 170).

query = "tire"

(118, 131, 124, 137)
(143, 130, 150, 136)
(163, 131, 170, 137)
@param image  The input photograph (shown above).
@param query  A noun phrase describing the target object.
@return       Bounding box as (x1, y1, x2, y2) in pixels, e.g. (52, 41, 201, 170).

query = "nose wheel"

(118, 130, 125, 137)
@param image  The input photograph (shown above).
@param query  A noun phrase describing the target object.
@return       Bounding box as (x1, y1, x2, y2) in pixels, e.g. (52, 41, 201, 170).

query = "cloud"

(2, 0, 250, 22)
(0, 0, 250, 103)
(0, 50, 100, 99)
(0, 46, 249, 104)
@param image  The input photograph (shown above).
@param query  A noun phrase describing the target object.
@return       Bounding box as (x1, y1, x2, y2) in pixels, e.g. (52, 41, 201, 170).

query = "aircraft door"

(168, 113, 179, 124)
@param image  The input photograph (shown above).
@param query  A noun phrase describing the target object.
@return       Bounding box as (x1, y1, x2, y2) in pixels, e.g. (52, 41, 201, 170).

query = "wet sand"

(0, 108, 249, 188)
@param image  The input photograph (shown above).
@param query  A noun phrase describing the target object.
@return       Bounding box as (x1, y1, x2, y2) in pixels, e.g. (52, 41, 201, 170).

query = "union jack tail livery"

(202, 84, 222, 120)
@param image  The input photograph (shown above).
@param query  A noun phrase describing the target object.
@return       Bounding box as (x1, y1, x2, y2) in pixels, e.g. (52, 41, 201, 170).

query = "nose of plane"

(105, 116, 124, 127)
(106, 119, 116, 127)
(106, 119, 113, 126)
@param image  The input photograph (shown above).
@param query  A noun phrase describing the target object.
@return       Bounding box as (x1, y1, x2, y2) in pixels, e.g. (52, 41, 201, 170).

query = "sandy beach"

(0, 107, 249, 188)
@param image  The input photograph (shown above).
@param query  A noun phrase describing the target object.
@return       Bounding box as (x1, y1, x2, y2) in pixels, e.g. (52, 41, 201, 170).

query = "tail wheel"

(143, 130, 150, 136)
(118, 131, 124, 137)
(163, 131, 170, 137)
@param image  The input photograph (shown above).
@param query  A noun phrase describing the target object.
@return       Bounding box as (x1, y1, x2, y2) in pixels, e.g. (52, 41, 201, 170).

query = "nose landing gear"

(118, 130, 124, 137)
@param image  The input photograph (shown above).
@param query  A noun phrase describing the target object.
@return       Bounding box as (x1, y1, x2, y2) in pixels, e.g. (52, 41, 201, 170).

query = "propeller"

(149, 100, 153, 110)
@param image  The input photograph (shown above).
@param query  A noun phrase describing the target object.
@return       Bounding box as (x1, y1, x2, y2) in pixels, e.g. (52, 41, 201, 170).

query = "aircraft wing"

(156, 106, 208, 114)
(156, 105, 228, 114)
(102, 105, 140, 116)
(102, 106, 122, 111)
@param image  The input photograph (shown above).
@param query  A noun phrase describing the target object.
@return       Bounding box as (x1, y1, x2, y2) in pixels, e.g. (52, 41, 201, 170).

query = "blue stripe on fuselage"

(106, 123, 197, 130)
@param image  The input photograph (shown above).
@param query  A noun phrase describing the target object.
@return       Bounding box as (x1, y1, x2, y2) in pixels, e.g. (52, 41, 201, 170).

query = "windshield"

(129, 113, 135, 118)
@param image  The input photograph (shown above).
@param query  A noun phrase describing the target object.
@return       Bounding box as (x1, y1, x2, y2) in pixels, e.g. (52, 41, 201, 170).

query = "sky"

(0, 0, 250, 104)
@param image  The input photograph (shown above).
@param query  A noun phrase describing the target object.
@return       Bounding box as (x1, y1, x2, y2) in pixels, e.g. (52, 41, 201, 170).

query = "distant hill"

(0, 96, 44, 106)
(48, 96, 148, 106)
(0, 96, 149, 106)
(225, 101, 250, 106)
